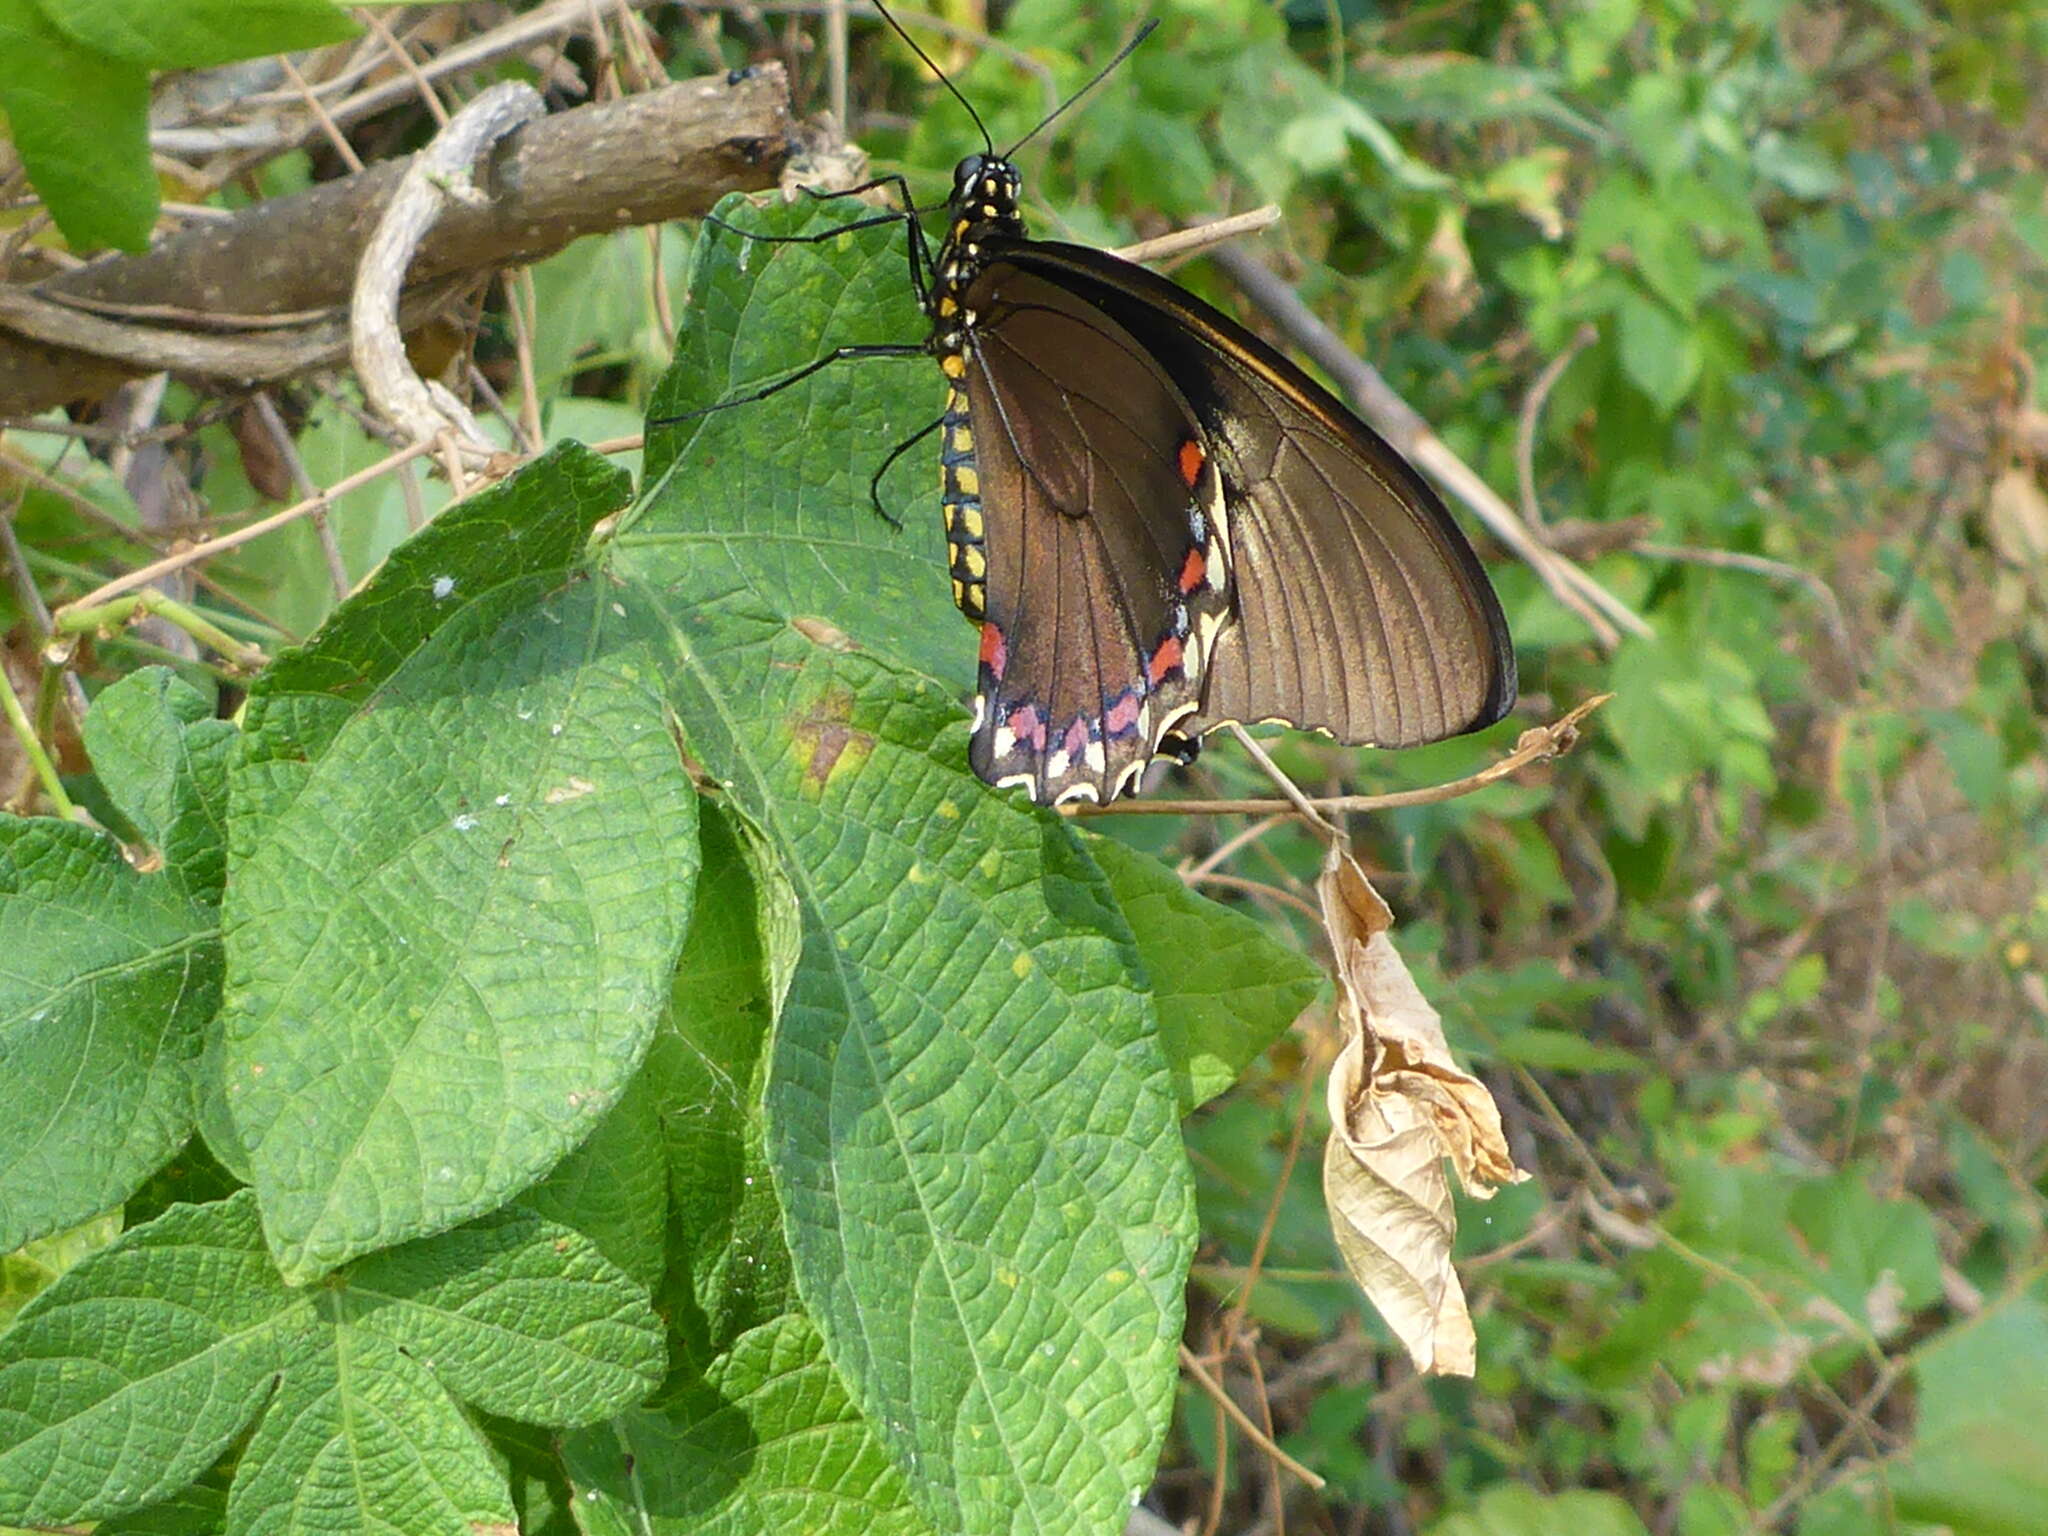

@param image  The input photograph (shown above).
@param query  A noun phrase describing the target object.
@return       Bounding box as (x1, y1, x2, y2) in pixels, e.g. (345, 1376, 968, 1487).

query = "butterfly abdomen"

(939, 384, 988, 621)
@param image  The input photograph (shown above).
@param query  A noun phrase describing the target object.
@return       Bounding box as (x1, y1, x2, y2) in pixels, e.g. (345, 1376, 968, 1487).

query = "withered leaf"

(1318, 845, 1529, 1376)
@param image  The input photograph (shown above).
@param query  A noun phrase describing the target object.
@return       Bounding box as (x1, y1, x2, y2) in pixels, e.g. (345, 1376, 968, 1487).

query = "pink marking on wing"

(1009, 703, 1046, 750)
(1062, 717, 1090, 758)
(1103, 690, 1142, 737)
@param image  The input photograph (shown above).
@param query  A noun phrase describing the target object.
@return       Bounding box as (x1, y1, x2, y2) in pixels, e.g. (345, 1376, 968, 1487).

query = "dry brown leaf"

(1988, 465, 2048, 570)
(1318, 844, 1530, 1376)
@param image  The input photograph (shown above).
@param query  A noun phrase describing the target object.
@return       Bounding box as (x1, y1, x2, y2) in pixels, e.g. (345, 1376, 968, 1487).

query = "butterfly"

(697, 12, 1516, 804)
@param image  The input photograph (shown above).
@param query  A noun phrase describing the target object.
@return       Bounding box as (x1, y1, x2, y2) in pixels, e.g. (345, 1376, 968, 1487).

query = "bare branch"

(0, 67, 797, 416)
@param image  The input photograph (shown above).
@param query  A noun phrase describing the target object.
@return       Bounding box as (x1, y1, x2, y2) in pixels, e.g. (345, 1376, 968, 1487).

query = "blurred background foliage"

(4, 0, 2046, 1532)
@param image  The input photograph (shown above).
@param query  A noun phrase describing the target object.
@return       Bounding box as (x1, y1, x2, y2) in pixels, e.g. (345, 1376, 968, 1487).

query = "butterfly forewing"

(960, 265, 1232, 802)
(984, 240, 1516, 754)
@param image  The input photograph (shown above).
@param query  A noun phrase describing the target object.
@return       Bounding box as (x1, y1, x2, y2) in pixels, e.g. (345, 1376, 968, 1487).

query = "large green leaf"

(564, 1315, 926, 1536)
(1887, 1298, 2048, 1536)
(219, 446, 701, 1281)
(0, 0, 153, 249)
(629, 200, 1195, 1535)
(0, 1192, 662, 1528)
(0, 670, 227, 1250)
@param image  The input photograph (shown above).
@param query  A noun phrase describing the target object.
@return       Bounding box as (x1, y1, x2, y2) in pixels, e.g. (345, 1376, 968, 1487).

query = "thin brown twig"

(360, 7, 454, 129)
(1076, 694, 1610, 818)
(1181, 812, 1288, 882)
(1226, 721, 1343, 841)
(248, 393, 349, 598)
(692, 0, 1063, 120)
(277, 52, 365, 173)
(1184, 869, 1323, 923)
(1114, 207, 1283, 268)
(1636, 540, 1856, 669)
(52, 439, 438, 617)
(1515, 322, 1598, 534)
(1226, 1046, 1328, 1345)
(506, 268, 544, 452)
(1178, 1344, 1327, 1491)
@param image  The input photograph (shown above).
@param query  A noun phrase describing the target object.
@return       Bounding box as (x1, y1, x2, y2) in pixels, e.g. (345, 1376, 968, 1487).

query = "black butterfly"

(692, 12, 1516, 805)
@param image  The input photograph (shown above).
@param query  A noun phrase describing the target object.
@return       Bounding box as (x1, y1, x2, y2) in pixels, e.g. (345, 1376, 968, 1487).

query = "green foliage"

(4, 0, 2047, 1532)
(0, 0, 356, 249)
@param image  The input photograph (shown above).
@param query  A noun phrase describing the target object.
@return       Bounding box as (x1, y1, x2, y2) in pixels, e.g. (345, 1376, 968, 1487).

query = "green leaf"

(517, 1069, 669, 1293)
(220, 447, 699, 1281)
(1428, 1483, 1650, 1535)
(0, 0, 154, 249)
(653, 805, 798, 1363)
(562, 1315, 926, 1535)
(225, 1332, 513, 1536)
(639, 201, 1194, 1535)
(37, 0, 359, 70)
(1889, 1299, 2048, 1535)
(0, 1192, 663, 1529)
(0, 815, 218, 1252)
(0, 1194, 304, 1524)
(338, 1206, 665, 1426)
(1616, 290, 1701, 413)
(1085, 833, 1323, 1112)
(82, 669, 234, 903)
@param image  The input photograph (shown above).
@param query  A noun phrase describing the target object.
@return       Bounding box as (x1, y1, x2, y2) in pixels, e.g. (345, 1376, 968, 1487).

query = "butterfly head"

(947, 154, 1025, 239)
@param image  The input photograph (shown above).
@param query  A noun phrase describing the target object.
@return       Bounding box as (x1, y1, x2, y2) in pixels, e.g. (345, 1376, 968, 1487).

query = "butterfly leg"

(652, 343, 924, 428)
(865, 413, 944, 530)
(705, 175, 934, 308)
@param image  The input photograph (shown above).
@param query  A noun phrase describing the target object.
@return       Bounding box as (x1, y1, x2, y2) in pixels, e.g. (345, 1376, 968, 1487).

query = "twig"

(0, 648, 74, 817)
(692, 0, 1063, 122)
(277, 52, 365, 173)
(1183, 870, 1323, 923)
(1, 69, 796, 416)
(1514, 322, 1598, 534)
(360, 7, 454, 129)
(48, 590, 270, 674)
(1636, 540, 1856, 670)
(52, 439, 437, 617)
(1205, 244, 1649, 648)
(1113, 207, 1282, 268)
(248, 393, 350, 598)
(351, 82, 546, 480)
(155, 0, 663, 162)
(1226, 720, 1343, 843)
(1181, 812, 1287, 881)
(1177, 1345, 1327, 1491)
(1075, 694, 1610, 818)
(1225, 1046, 1328, 1347)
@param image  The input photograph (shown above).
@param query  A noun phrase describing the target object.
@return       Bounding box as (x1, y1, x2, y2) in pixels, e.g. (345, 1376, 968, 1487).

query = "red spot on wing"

(978, 621, 1007, 679)
(1177, 438, 1206, 488)
(1062, 717, 1090, 758)
(1147, 636, 1184, 687)
(1178, 547, 1206, 594)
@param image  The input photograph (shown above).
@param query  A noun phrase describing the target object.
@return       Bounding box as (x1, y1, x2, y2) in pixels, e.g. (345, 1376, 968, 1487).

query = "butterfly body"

(922, 153, 1516, 805)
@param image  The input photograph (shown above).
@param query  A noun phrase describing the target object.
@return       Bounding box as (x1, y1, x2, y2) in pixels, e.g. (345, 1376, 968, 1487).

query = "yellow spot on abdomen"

(940, 353, 967, 379)
(955, 467, 979, 496)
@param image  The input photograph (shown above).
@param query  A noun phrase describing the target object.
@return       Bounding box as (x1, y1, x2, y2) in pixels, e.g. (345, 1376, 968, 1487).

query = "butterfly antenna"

(1004, 19, 1158, 158)
(870, 0, 993, 157)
